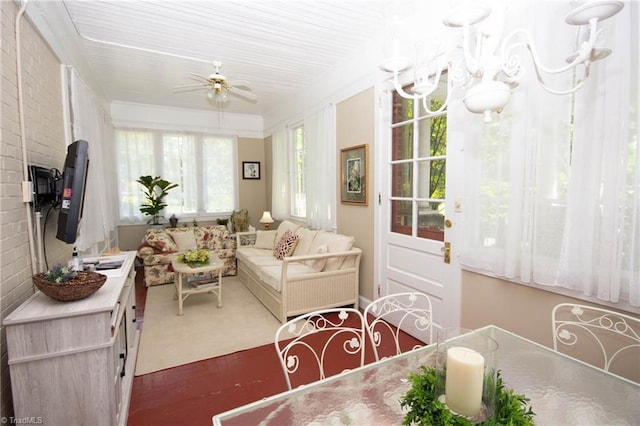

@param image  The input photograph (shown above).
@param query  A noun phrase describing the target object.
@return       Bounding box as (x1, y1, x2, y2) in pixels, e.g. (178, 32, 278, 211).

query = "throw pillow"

(310, 244, 328, 272)
(273, 230, 299, 260)
(171, 230, 198, 252)
(145, 231, 178, 253)
(275, 220, 301, 245)
(292, 228, 319, 256)
(254, 230, 277, 249)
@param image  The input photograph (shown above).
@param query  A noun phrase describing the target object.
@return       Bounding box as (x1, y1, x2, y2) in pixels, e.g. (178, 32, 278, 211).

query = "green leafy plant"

(400, 366, 535, 426)
(43, 264, 78, 284)
(136, 175, 178, 225)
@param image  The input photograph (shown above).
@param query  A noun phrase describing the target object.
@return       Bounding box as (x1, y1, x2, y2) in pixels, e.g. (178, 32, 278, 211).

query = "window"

(116, 129, 237, 223)
(291, 124, 306, 218)
(390, 83, 447, 241)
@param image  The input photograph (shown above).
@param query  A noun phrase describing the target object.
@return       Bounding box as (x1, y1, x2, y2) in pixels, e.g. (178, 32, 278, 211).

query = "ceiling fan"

(174, 60, 257, 104)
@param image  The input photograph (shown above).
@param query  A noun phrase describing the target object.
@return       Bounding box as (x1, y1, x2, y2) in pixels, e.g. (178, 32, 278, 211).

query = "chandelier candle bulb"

(445, 346, 485, 417)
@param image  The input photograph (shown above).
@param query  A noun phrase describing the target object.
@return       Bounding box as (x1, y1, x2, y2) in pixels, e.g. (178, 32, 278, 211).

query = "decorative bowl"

(33, 271, 107, 302)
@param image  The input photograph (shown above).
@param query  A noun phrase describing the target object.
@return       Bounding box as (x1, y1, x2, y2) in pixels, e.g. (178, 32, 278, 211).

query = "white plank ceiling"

(28, 0, 394, 116)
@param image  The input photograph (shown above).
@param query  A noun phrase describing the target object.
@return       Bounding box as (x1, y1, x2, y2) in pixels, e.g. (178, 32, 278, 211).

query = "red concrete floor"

(128, 267, 418, 426)
(128, 267, 289, 425)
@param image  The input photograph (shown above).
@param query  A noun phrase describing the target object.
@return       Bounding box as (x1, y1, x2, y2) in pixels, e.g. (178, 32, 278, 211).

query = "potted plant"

(136, 175, 178, 225)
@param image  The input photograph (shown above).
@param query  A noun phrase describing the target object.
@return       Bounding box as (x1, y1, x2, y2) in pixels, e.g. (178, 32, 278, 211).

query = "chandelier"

(381, 1, 624, 122)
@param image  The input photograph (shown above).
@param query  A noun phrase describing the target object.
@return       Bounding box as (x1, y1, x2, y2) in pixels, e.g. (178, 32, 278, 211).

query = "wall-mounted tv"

(56, 140, 89, 244)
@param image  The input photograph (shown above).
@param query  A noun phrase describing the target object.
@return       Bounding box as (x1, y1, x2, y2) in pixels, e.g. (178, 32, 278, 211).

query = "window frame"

(115, 128, 239, 224)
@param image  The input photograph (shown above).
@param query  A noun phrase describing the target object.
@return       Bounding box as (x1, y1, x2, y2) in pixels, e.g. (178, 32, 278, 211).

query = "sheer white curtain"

(304, 104, 337, 230)
(115, 130, 155, 222)
(70, 69, 116, 252)
(457, 2, 639, 308)
(561, 2, 639, 306)
(271, 127, 290, 220)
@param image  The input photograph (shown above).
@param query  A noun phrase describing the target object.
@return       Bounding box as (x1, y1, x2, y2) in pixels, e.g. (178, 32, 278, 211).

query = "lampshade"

(259, 211, 274, 224)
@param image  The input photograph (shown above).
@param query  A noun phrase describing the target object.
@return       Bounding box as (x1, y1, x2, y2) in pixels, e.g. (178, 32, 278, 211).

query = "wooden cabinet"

(4, 251, 139, 426)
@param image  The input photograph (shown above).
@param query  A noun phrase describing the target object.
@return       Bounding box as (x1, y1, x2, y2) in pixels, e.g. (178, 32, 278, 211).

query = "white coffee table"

(171, 254, 224, 315)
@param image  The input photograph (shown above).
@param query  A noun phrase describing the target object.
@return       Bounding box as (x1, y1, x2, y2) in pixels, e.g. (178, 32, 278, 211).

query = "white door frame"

(373, 81, 461, 332)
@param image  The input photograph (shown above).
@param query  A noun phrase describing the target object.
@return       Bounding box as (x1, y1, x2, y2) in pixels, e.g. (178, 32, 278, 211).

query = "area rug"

(135, 276, 285, 375)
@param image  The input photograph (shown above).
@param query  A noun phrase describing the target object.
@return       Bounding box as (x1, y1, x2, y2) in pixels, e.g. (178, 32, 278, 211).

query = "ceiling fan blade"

(188, 72, 210, 82)
(173, 83, 210, 93)
(228, 79, 252, 90)
(228, 86, 258, 102)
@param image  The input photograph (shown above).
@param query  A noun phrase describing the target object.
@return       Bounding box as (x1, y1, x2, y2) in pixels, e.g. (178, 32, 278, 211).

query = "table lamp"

(259, 211, 274, 230)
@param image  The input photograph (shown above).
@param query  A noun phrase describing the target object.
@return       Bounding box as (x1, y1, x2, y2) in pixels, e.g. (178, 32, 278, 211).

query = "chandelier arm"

(461, 23, 482, 76)
(534, 67, 589, 95)
(421, 64, 454, 115)
(391, 70, 428, 100)
(502, 24, 597, 80)
(525, 52, 591, 95)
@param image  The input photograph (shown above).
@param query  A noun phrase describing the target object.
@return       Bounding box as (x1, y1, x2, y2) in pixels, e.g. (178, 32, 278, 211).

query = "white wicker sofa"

(235, 220, 362, 323)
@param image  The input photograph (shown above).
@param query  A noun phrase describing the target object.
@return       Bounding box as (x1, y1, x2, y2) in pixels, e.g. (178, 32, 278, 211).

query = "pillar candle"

(445, 346, 485, 417)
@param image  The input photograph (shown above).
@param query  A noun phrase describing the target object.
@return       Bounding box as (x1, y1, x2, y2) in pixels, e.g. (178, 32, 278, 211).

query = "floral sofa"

(136, 225, 236, 286)
(235, 220, 361, 323)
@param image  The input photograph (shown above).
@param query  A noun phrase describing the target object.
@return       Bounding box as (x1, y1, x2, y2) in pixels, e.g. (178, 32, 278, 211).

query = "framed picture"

(340, 144, 368, 205)
(242, 161, 261, 180)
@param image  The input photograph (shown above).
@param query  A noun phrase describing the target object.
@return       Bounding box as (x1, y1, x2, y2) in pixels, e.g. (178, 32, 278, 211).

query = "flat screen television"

(56, 140, 89, 244)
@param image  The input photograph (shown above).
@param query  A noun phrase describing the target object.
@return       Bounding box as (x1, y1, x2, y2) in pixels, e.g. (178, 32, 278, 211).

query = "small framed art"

(242, 161, 261, 180)
(340, 144, 368, 205)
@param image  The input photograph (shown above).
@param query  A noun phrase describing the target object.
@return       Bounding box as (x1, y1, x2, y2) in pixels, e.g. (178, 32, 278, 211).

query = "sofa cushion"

(293, 228, 319, 256)
(273, 230, 299, 260)
(311, 244, 329, 272)
(275, 220, 301, 245)
(254, 230, 277, 249)
(307, 231, 355, 271)
(260, 263, 316, 292)
(170, 230, 198, 251)
(145, 231, 178, 253)
(193, 225, 231, 250)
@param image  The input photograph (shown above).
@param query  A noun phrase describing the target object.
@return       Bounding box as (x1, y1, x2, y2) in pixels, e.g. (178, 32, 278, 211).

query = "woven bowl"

(33, 271, 107, 302)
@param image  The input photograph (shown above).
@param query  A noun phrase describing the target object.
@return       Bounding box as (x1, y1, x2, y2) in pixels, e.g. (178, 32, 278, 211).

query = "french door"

(375, 81, 461, 333)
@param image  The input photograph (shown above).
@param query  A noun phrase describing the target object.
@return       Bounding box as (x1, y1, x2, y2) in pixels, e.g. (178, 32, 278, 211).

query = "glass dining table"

(212, 325, 639, 425)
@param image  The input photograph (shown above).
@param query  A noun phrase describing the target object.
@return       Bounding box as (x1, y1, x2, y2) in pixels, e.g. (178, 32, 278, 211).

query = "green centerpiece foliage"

(177, 249, 210, 267)
(137, 175, 178, 225)
(400, 366, 535, 426)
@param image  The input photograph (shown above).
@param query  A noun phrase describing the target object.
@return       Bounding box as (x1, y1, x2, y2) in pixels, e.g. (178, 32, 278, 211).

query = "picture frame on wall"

(340, 144, 368, 205)
(242, 161, 261, 180)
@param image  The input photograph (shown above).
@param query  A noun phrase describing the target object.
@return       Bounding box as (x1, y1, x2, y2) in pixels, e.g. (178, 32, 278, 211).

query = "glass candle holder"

(435, 328, 499, 423)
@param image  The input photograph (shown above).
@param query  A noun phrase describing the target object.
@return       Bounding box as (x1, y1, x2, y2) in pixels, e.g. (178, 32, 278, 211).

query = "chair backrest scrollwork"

(552, 303, 640, 383)
(364, 292, 433, 361)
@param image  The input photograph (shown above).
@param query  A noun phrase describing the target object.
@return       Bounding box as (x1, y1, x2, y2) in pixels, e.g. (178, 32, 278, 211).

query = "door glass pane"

(417, 201, 445, 240)
(392, 124, 413, 161)
(417, 159, 446, 200)
(391, 163, 412, 197)
(391, 200, 412, 236)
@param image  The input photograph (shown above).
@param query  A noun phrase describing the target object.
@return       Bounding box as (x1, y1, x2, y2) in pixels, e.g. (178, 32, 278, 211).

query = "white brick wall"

(1, 1, 68, 418)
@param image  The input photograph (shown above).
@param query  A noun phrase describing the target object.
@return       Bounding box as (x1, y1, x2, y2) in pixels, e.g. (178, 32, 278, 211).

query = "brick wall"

(1, 1, 69, 418)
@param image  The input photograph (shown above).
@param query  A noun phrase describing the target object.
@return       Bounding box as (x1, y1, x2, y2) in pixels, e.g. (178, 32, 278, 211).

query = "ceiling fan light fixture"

(175, 60, 256, 109)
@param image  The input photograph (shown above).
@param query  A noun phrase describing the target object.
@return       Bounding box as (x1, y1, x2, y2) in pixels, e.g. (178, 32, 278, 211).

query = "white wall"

(111, 101, 264, 139)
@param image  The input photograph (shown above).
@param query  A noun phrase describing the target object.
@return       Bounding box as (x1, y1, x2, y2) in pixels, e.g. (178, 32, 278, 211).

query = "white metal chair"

(364, 292, 433, 361)
(274, 308, 367, 390)
(552, 303, 640, 382)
